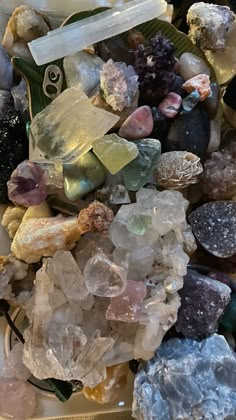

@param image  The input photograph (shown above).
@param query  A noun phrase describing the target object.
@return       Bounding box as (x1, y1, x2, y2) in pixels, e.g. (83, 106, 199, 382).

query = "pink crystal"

(7, 160, 47, 207)
(0, 379, 36, 419)
(182, 74, 211, 101)
(118, 106, 154, 139)
(106, 280, 147, 322)
(158, 92, 182, 118)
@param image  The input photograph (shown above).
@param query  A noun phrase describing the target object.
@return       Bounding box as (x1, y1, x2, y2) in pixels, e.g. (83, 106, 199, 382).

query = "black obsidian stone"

(0, 110, 28, 203)
(164, 105, 210, 157)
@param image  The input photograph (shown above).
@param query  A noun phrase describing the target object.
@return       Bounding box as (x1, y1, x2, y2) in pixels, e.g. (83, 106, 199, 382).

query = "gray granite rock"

(133, 334, 236, 420)
(175, 269, 231, 339)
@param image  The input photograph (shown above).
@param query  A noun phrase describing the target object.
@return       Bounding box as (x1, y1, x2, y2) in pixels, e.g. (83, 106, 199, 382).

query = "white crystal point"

(28, 0, 168, 65)
(84, 252, 127, 297)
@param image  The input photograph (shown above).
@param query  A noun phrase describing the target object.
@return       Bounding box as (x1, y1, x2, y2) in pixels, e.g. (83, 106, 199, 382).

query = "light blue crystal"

(182, 89, 201, 112)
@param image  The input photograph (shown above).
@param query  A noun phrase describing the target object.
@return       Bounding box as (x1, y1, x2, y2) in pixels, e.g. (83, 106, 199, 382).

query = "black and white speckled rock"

(189, 201, 236, 258)
(175, 269, 231, 339)
(133, 334, 236, 420)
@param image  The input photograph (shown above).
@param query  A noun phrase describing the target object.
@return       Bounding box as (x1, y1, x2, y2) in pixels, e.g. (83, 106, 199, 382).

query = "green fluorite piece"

(64, 152, 106, 201)
(127, 214, 152, 235)
(220, 293, 236, 332)
(122, 138, 161, 191)
(93, 133, 139, 175)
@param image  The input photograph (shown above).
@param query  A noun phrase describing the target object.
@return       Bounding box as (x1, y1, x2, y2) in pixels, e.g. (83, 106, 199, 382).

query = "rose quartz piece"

(182, 74, 211, 101)
(0, 379, 36, 419)
(118, 105, 154, 139)
(158, 92, 182, 118)
(106, 280, 147, 322)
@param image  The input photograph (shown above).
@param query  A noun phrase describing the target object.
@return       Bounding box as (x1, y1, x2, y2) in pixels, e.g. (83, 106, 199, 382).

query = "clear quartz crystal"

(28, 0, 168, 65)
(30, 88, 119, 163)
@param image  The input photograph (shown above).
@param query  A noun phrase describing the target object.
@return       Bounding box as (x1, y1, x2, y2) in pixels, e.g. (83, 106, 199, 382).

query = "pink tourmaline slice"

(118, 106, 154, 139)
(0, 379, 36, 419)
(158, 92, 182, 118)
(106, 279, 147, 322)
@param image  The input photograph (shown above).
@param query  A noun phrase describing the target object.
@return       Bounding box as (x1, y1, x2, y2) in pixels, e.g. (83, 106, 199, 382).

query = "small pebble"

(182, 74, 211, 101)
(178, 52, 210, 81)
(118, 105, 154, 140)
(158, 92, 182, 118)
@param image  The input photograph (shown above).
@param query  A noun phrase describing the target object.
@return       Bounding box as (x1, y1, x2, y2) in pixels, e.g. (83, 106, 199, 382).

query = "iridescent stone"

(100, 59, 139, 112)
(187, 2, 235, 50)
(178, 52, 210, 81)
(7, 160, 47, 207)
(106, 280, 147, 322)
(158, 92, 182, 118)
(0, 379, 36, 420)
(63, 152, 106, 201)
(118, 106, 154, 140)
(30, 88, 119, 163)
(189, 201, 236, 258)
(122, 138, 161, 191)
(83, 363, 129, 404)
(84, 252, 127, 297)
(93, 134, 139, 175)
(63, 51, 104, 96)
(182, 74, 211, 101)
(175, 269, 231, 339)
(181, 89, 200, 112)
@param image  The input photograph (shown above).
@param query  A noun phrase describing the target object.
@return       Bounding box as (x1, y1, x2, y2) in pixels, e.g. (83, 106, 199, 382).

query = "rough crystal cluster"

(155, 151, 203, 190)
(100, 59, 139, 112)
(176, 269, 231, 339)
(201, 150, 236, 200)
(187, 2, 235, 50)
(0, 254, 32, 304)
(2, 5, 50, 59)
(133, 334, 236, 420)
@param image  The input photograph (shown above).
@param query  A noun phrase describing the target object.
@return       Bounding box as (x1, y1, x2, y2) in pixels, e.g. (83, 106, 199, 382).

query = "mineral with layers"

(133, 334, 236, 420)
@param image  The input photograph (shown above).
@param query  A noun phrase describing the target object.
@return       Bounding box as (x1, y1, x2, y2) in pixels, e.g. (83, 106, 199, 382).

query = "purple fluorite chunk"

(7, 160, 47, 207)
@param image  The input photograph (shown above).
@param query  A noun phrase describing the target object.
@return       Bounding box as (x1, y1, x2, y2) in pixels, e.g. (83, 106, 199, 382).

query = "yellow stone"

(83, 363, 129, 404)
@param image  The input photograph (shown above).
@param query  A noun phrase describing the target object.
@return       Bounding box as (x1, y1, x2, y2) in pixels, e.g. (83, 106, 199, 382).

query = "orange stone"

(83, 363, 129, 404)
(182, 74, 211, 101)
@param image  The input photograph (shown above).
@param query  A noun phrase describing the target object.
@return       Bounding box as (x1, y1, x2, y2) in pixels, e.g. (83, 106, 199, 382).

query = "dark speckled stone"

(189, 201, 236, 258)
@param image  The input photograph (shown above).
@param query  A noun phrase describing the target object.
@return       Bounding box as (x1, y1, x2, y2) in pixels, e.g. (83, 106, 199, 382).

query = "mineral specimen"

(0, 379, 36, 420)
(181, 90, 200, 112)
(201, 150, 236, 200)
(30, 87, 119, 163)
(0, 90, 13, 114)
(63, 51, 104, 96)
(28, 0, 167, 65)
(118, 106, 154, 140)
(182, 74, 211, 102)
(203, 82, 220, 119)
(7, 160, 47, 207)
(63, 152, 106, 201)
(151, 107, 171, 143)
(155, 151, 203, 190)
(221, 293, 236, 333)
(122, 138, 161, 191)
(7, 343, 31, 382)
(0, 254, 30, 302)
(106, 280, 147, 322)
(178, 52, 210, 81)
(0, 110, 28, 203)
(11, 214, 81, 263)
(187, 2, 235, 50)
(134, 33, 177, 104)
(175, 269, 231, 339)
(75, 232, 114, 272)
(83, 363, 129, 404)
(128, 29, 146, 50)
(77, 202, 114, 235)
(100, 59, 139, 112)
(158, 92, 182, 118)
(84, 253, 127, 297)
(1, 205, 26, 238)
(0, 46, 13, 91)
(2, 5, 50, 59)
(189, 201, 236, 258)
(11, 80, 29, 121)
(93, 134, 139, 174)
(133, 334, 236, 420)
(165, 105, 210, 157)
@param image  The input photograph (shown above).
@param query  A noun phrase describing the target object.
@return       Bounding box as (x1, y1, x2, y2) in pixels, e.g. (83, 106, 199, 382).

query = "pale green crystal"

(93, 134, 139, 175)
(29, 88, 119, 163)
(127, 214, 152, 236)
(63, 152, 106, 201)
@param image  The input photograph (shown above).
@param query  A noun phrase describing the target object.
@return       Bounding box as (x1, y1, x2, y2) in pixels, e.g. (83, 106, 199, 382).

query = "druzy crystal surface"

(133, 334, 236, 420)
